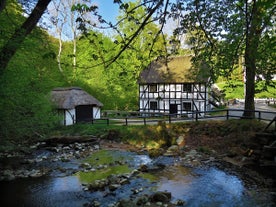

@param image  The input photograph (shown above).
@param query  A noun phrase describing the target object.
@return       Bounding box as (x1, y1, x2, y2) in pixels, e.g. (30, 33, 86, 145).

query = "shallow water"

(0, 150, 274, 207)
(155, 166, 248, 206)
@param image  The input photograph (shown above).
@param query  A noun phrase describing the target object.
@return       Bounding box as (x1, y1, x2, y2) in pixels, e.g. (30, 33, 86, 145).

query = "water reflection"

(28, 176, 86, 207)
(0, 150, 273, 207)
(156, 167, 245, 206)
(0, 176, 88, 207)
(133, 154, 152, 166)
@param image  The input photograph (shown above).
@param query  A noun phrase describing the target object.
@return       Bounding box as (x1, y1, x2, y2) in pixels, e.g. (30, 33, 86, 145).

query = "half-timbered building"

(138, 56, 209, 116)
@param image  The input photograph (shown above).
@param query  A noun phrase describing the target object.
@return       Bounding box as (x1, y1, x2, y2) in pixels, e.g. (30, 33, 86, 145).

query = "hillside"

(216, 80, 276, 100)
(0, 0, 155, 141)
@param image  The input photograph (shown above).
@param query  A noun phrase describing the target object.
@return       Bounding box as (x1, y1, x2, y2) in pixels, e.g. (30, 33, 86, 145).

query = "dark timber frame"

(139, 82, 208, 116)
(138, 56, 210, 117)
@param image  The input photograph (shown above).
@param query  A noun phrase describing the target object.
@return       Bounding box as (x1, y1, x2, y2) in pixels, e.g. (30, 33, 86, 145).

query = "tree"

(171, 0, 276, 118)
(243, 0, 275, 117)
(76, 0, 274, 115)
(104, 1, 168, 110)
(48, 0, 67, 73)
(0, 1, 65, 141)
(1, 0, 275, 117)
(0, 0, 52, 74)
(71, 0, 168, 109)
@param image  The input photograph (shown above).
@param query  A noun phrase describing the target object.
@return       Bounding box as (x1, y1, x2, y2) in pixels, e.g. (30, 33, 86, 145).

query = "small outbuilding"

(51, 87, 103, 125)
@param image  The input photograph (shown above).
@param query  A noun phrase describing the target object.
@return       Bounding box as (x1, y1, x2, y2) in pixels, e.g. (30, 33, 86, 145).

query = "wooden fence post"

(125, 118, 128, 126)
(226, 110, 229, 120)
(143, 117, 146, 125)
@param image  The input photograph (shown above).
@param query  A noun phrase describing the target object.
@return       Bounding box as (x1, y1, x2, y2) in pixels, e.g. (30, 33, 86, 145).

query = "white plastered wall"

(64, 109, 75, 126)
(93, 107, 101, 119)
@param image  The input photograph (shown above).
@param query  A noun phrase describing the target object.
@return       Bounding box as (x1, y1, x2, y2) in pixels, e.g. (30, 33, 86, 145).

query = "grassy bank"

(0, 119, 269, 154)
(50, 119, 267, 152)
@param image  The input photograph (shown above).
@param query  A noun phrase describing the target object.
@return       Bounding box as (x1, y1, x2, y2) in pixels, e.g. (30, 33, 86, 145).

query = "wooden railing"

(90, 109, 276, 130)
(264, 116, 276, 132)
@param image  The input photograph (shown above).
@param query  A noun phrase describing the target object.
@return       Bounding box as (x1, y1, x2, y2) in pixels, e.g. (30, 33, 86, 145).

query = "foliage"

(104, 1, 167, 110)
(171, 0, 276, 117)
(0, 0, 63, 142)
(59, 1, 170, 110)
(217, 80, 276, 99)
(71, 30, 140, 110)
(1, 0, 275, 142)
(0, 0, 52, 73)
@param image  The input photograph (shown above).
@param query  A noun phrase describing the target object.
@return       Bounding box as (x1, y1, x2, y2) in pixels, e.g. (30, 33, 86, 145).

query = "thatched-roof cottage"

(138, 56, 210, 116)
(51, 87, 103, 125)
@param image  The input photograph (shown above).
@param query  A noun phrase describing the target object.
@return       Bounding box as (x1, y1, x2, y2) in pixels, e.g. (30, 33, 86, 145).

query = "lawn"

(216, 80, 276, 100)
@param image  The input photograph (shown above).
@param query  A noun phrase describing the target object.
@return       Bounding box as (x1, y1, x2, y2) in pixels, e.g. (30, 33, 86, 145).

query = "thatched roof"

(138, 56, 209, 84)
(51, 87, 103, 109)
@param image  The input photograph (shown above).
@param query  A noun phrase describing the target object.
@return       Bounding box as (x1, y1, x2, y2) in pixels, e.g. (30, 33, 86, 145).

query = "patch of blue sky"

(40, 0, 178, 40)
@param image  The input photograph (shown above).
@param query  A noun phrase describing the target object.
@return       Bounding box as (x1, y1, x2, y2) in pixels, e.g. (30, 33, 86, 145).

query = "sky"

(42, 0, 121, 40)
(42, 0, 177, 40)
(95, 0, 120, 24)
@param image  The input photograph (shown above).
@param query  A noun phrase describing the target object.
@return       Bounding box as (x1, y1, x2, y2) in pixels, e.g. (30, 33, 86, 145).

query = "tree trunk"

(242, 0, 262, 118)
(0, 0, 51, 74)
(243, 49, 256, 118)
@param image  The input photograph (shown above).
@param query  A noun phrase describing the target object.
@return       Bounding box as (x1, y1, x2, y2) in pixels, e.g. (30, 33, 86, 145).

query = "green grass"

(51, 123, 125, 137)
(216, 81, 245, 99)
(216, 80, 276, 100)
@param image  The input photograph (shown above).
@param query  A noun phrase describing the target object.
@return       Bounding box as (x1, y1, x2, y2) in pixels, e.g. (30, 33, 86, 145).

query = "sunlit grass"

(216, 80, 276, 99)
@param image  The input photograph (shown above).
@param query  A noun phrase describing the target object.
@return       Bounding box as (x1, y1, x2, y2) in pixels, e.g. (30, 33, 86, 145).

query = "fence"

(89, 109, 276, 130)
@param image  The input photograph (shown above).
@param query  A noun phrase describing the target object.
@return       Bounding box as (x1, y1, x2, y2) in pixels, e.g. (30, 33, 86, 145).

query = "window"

(183, 102, 192, 111)
(149, 84, 157, 92)
(150, 101, 158, 110)
(183, 83, 192, 92)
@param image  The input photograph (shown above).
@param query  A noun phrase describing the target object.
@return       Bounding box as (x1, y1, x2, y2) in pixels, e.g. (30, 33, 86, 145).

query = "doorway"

(76, 105, 93, 123)
(169, 104, 178, 115)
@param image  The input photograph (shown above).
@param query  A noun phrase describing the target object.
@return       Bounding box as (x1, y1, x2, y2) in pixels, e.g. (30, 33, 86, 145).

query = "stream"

(0, 142, 275, 207)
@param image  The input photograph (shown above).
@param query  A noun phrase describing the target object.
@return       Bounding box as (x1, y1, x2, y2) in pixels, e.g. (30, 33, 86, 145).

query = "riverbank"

(1, 119, 275, 178)
(0, 119, 275, 206)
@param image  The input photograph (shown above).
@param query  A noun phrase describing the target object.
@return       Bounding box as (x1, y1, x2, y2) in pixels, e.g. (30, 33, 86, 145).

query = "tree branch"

(0, 0, 51, 74)
(104, 0, 163, 68)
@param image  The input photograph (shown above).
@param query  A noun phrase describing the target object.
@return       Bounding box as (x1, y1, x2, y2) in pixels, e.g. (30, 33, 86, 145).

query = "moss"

(76, 165, 131, 183)
(139, 173, 158, 182)
(83, 150, 131, 166)
(76, 150, 134, 183)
